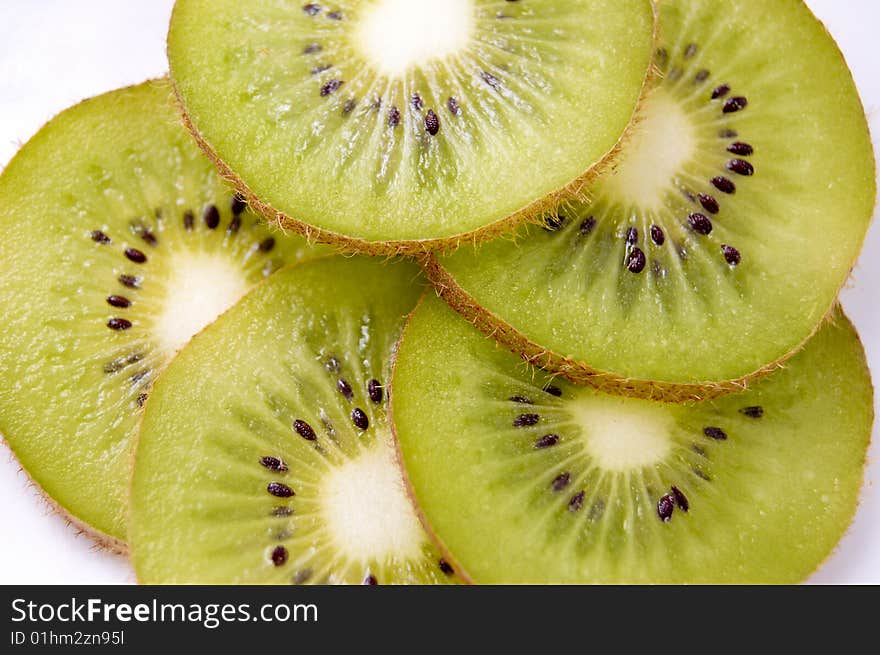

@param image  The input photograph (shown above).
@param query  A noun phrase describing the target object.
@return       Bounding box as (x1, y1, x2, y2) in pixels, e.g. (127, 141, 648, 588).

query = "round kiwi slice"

(167, 0, 657, 253)
(427, 0, 876, 400)
(392, 296, 873, 584)
(130, 257, 459, 584)
(0, 80, 321, 548)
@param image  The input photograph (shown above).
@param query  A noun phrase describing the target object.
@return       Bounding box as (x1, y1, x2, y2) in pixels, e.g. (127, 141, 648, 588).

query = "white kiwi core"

(602, 88, 698, 211)
(320, 440, 425, 562)
(154, 253, 250, 356)
(570, 394, 674, 472)
(354, 0, 475, 78)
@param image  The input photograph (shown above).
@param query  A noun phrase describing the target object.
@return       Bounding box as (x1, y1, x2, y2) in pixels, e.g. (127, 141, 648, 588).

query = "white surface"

(0, 0, 878, 585)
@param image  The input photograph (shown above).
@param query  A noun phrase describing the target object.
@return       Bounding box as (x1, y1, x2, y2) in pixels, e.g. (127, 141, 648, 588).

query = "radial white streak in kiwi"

(570, 395, 673, 472)
(354, 0, 474, 78)
(154, 253, 250, 356)
(602, 89, 697, 211)
(320, 440, 424, 562)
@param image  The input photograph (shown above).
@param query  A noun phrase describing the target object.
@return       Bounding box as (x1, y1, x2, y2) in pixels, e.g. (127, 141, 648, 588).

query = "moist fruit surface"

(429, 0, 876, 397)
(168, 0, 656, 250)
(0, 80, 319, 546)
(131, 257, 459, 584)
(392, 296, 873, 584)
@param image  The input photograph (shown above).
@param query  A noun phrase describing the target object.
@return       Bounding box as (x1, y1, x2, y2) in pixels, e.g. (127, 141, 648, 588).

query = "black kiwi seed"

(626, 227, 638, 245)
(183, 210, 195, 231)
(513, 413, 539, 427)
(683, 43, 698, 59)
(438, 559, 455, 576)
(544, 215, 566, 233)
(231, 193, 247, 216)
(722, 245, 742, 266)
(703, 426, 728, 441)
(671, 486, 689, 512)
(367, 379, 383, 404)
(259, 237, 276, 253)
(481, 71, 502, 90)
(650, 225, 665, 245)
(351, 408, 369, 430)
(342, 98, 357, 114)
(667, 67, 682, 81)
(268, 482, 295, 498)
(727, 142, 754, 156)
(138, 229, 158, 247)
(723, 96, 748, 113)
(711, 84, 730, 99)
(271, 545, 288, 567)
(106, 295, 131, 308)
(447, 96, 462, 116)
(552, 472, 571, 492)
(337, 378, 353, 400)
(327, 11, 343, 20)
(579, 216, 597, 236)
(727, 159, 754, 176)
(303, 43, 321, 54)
(90, 230, 111, 244)
(136, 393, 148, 408)
(311, 65, 332, 77)
(543, 385, 563, 397)
(425, 109, 440, 136)
(411, 93, 423, 111)
(626, 247, 647, 274)
(388, 106, 401, 128)
(657, 494, 675, 522)
(272, 506, 293, 517)
(326, 356, 341, 372)
(694, 69, 710, 83)
(740, 406, 764, 419)
(260, 456, 288, 473)
(303, 3, 321, 16)
(293, 419, 317, 441)
(204, 205, 220, 229)
(118, 274, 141, 289)
(568, 491, 586, 512)
(509, 396, 533, 404)
(711, 176, 736, 194)
(227, 215, 242, 235)
(535, 434, 560, 449)
(698, 193, 720, 214)
(320, 79, 344, 97)
(124, 248, 147, 264)
(103, 352, 143, 374)
(655, 47, 668, 67)
(363, 574, 378, 585)
(688, 213, 713, 235)
(130, 370, 150, 385)
(719, 129, 739, 139)
(107, 318, 132, 331)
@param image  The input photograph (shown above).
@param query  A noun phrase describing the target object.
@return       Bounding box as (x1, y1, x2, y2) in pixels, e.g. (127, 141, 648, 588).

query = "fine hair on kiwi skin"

(167, 0, 660, 256)
(390, 295, 874, 584)
(423, 0, 878, 403)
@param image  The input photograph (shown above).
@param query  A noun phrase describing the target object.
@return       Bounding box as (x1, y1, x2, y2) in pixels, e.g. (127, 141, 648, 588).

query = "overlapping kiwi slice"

(130, 257, 460, 584)
(392, 296, 873, 584)
(427, 0, 876, 399)
(167, 0, 656, 252)
(0, 80, 321, 547)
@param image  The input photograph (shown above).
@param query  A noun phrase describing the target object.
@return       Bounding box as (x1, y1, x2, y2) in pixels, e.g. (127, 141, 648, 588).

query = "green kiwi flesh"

(167, 0, 656, 250)
(130, 257, 459, 584)
(0, 80, 321, 546)
(430, 0, 876, 397)
(392, 296, 873, 584)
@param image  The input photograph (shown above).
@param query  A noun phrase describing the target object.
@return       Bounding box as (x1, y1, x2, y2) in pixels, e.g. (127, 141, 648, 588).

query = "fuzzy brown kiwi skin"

(387, 293, 476, 585)
(168, 4, 660, 257)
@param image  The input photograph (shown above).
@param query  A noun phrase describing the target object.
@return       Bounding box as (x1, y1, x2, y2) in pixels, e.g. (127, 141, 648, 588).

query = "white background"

(0, 0, 878, 584)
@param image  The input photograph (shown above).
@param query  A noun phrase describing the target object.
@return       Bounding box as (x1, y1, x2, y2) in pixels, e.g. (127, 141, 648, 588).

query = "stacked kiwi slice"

(0, 0, 875, 584)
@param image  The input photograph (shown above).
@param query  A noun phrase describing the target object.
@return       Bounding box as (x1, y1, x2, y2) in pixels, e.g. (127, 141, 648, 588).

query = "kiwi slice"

(0, 80, 321, 548)
(130, 257, 459, 584)
(392, 296, 873, 584)
(427, 0, 876, 399)
(167, 0, 657, 253)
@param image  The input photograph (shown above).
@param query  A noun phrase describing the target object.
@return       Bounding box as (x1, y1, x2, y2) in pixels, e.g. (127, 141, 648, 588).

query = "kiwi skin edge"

(388, 295, 876, 584)
(168, 4, 660, 257)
